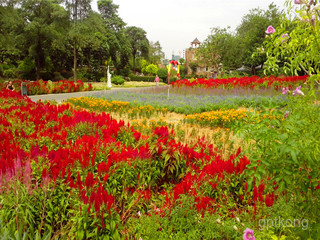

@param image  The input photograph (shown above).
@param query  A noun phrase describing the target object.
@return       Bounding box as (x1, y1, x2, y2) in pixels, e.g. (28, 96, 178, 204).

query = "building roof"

(191, 38, 201, 44)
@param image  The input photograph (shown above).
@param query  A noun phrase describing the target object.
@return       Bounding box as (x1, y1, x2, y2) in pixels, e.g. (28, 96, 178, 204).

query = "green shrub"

(53, 72, 64, 81)
(3, 69, 17, 79)
(111, 75, 125, 85)
(129, 75, 156, 82)
(169, 76, 178, 84)
(100, 77, 107, 82)
(78, 67, 105, 82)
(17, 58, 36, 80)
(144, 64, 159, 75)
(61, 70, 73, 79)
(40, 71, 53, 81)
(185, 74, 196, 79)
(157, 68, 168, 81)
(125, 195, 241, 240)
(0, 64, 12, 77)
(116, 67, 131, 77)
(128, 73, 135, 81)
(179, 65, 188, 78)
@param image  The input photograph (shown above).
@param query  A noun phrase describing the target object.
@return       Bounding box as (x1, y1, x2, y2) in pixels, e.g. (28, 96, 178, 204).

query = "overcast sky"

(92, 0, 289, 59)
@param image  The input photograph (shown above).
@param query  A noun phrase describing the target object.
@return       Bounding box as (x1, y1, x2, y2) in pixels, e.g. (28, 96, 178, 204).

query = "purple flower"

(293, 86, 304, 96)
(311, 15, 316, 25)
(294, 0, 302, 4)
(284, 111, 289, 118)
(265, 25, 275, 34)
(282, 87, 289, 95)
(243, 228, 256, 240)
(281, 33, 290, 43)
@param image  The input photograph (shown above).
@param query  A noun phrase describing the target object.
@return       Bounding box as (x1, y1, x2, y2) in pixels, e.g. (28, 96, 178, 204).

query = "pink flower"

(281, 33, 290, 43)
(282, 87, 289, 95)
(311, 15, 316, 26)
(293, 86, 304, 96)
(265, 25, 275, 34)
(294, 0, 302, 4)
(243, 228, 255, 240)
(284, 111, 289, 118)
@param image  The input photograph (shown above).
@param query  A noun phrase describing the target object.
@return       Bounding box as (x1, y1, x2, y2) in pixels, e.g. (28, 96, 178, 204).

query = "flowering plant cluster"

(0, 90, 278, 239)
(261, 1, 320, 83)
(184, 109, 283, 129)
(171, 75, 308, 90)
(0, 79, 92, 95)
(67, 97, 168, 119)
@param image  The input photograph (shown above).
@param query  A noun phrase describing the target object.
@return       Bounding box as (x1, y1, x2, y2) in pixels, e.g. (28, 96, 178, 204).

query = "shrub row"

(129, 75, 162, 82)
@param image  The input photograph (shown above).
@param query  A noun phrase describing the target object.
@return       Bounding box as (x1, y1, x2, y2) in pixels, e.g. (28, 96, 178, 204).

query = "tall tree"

(20, 0, 69, 79)
(148, 41, 164, 65)
(97, 0, 125, 32)
(236, 3, 283, 71)
(63, 0, 92, 81)
(97, 0, 131, 71)
(124, 26, 149, 71)
(196, 3, 283, 74)
(0, 4, 24, 63)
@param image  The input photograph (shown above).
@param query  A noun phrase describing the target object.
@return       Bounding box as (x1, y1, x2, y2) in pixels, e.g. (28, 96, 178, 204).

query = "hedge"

(129, 75, 163, 82)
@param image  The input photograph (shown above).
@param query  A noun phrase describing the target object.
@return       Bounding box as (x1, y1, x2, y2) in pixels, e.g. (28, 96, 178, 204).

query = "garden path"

(28, 86, 167, 104)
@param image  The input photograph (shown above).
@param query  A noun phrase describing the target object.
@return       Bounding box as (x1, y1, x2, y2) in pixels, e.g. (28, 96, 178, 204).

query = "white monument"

(107, 66, 112, 88)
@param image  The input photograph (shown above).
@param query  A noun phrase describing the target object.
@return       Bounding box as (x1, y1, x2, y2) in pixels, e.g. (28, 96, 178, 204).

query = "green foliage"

(144, 64, 158, 75)
(78, 66, 104, 82)
(240, 91, 320, 215)
(237, 3, 282, 67)
(111, 75, 125, 85)
(189, 62, 198, 75)
(53, 72, 64, 81)
(179, 58, 185, 65)
(148, 41, 164, 65)
(157, 68, 168, 81)
(140, 59, 149, 73)
(129, 75, 157, 82)
(17, 58, 36, 80)
(197, 4, 283, 72)
(179, 65, 188, 78)
(124, 26, 149, 70)
(98, 0, 126, 31)
(262, 2, 320, 80)
(125, 195, 241, 240)
(0, 0, 147, 80)
(3, 68, 17, 79)
(0, 180, 71, 239)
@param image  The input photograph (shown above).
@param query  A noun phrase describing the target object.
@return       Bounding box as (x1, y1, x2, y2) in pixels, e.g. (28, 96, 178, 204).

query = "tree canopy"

(197, 3, 283, 74)
(0, 0, 163, 80)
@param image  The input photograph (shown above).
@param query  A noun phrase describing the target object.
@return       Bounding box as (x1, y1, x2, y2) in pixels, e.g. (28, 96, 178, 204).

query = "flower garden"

(0, 79, 93, 95)
(1, 74, 320, 240)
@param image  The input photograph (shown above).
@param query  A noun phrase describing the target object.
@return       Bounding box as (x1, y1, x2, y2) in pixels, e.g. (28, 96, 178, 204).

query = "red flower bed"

(0, 90, 277, 237)
(0, 79, 92, 95)
(171, 75, 309, 90)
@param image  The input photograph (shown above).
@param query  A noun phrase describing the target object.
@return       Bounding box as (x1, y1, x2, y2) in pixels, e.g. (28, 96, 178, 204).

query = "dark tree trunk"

(73, 40, 77, 81)
(35, 37, 45, 80)
(73, 0, 78, 82)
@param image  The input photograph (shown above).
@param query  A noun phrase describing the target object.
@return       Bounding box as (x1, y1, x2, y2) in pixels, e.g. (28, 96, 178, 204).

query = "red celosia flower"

(265, 193, 275, 207)
(85, 172, 95, 188)
(253, 186, 258, 202)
